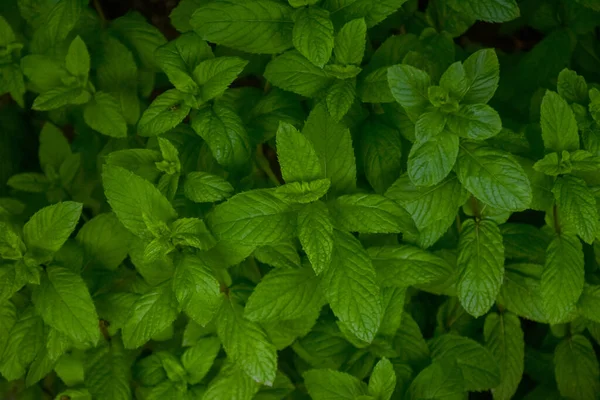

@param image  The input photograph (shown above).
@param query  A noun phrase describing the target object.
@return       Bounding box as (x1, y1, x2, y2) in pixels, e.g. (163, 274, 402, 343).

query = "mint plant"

(1, 0, 600, 399)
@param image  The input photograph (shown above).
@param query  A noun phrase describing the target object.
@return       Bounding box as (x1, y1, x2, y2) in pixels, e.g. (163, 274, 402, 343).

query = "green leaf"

(65, 36, 90, 81)
(554, 335, 600, 400)
(455, 142, 532, 211)
(0, 222, 26, 260)
(85, 339, 132, 400)
(323, 0, 410, 28)
(182, 337, 221, 384)
(170, 218, 216, 251)
(540, 90, 580, 152)
(217, 298, 277, 385)
(173, 253, 222, 326)
(321, 230, 382, 343)
(557, 68, 588, 104)
(203, 361, 260, 400)
(578, 285, 600, 323)
(414, 110, 447, 142)
(84, 92, 128, 138)
(265, 50, 334, 97)
(170, 0, 205, 32)
(331, 194, 416, 234)
(326, 79, 356, 121)
(0, 266, 26, 304)
(292, 6, 334, 68)
(39, 123, 71, 176)
(408, 359, 465, 400)
(193, 57, 249, 102)
(32, 266, 99, 347)
(439, 61, 469, 101)
(245, 266, 324, 322)
(457, 219, 504, 318)
(447, 0, 520, 23)
(462, 48, 500, 104)
(368, 358, 396, 400)
(359, 119, 403, 194)
(6, 173, 49, 193)
(207, 189, 296, 245)
(76, 213, 132, 271)
(191, 0, 294, 54)
(484, 312, 524, 400)
(29, 0, 84, 53)
(23, 202, 82, 256)
(110, 12, 167, 70)
(0, 299, 16, 358)
(334, 18, 366, 66)
(498, 263, 547, 323)
(0, 309, 44, 381)
(408, 132, 459, 187)
(359, 67, 395, 103)
(304, 369, 367, 399)
(541, 234, 584, 324)
(298, 201, 334, 275)
(552, 175, 598, 244)
(122, 283, 179, 349)
(275, 179, 331, 203)
(254, 242, 301, 269)
(138, 89, 191, 137)
(303, 103, 357, 194)
(191, 102, 251, 169)
(102, 165, 177, 238)
(32, 87, 91, 111)
(155, 32, 213, 93)
(430, 334, 501, 391)
(369, 244, 454, 288)
(276, 121, 323, 183)
(447, 104, 502, 140)
(184, 171, 234, 203)
(387, 65, 431, 115)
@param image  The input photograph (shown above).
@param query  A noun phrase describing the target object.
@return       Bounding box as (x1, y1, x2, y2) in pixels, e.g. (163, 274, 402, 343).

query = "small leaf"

(293, 6, 334, 67)
(23, 202, 82, 256)
(540, 90, 580, 152)
(298, 201, 334, 275)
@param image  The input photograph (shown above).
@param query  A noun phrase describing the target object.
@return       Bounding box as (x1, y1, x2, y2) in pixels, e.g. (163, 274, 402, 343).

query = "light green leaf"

(439, 61, 469, 101)
(203, 361, 260, 400)
(85, 339, 132, 400)
(331, 194, 416, 234)
(23, 202, 82, 256)
(274, 179, 331, 203)
(293, 6, 334, 67)
(321, 230, 382, 343)
(191, 101, 251, 169)
(447, 0, 520, 23)
(498, 263, 547, 323)
(540, 90, 580, 152)
(462, 48, 500, 104)
(84, 92, 128, 138)
(193, 57, 249, 102)
(554, 335, 600, 400)
(484, 312, 524, 400)
(578, 285, 600, 323)
(304, 369, 367, 400)
(457, 219, 504, 318)
(360, 119, 403, 194)
(455, 142, 532, 211)
(276, 121, 323, 183)
(102, 165, 177, 238)
(65, 36, 90, 81)
(368, 358, 396, 400)
(105, 149, 162, 182)
(207, 189, 296, 245)
(303, 103, 357, 194)
(326, 79, 356, 121)
(557, 68, 588, 104)
(182, 337, 221, 385)
(0, 300, 16, 359)
(447, 104, 502, 140)
(265, 50, 334, 97)
(0, 222, 25, 261)
(414, 110, 446, 142)
(0, 266, 27, 304)
(32, 87, 91, 111)
(138, 89, 191, 137)
(408, 359, 464, 400)
(76, 213, 132, 271)
(170, 218, 216, 251)
(173, 253, 222, 326)
(184, 171, 234, 203)
(298, 201, 334, 275)
(369, 244, 453, 288)
(334, 18, 366, 65)
(217, 298, 277, 385)
(408, 132, 459, 187)
(552, 175, 598, 244)
(541, 234, 584, 324)
(32, 266, 99, 347)
(21, 55, 69, 93)
(430, 334, 501, 391)
(122, 283, 179, 349)
(387, 64, 431, 115)
(254, 242, 301, 269)
(245, 266, 324, 322)
(0, 309, 44, 381)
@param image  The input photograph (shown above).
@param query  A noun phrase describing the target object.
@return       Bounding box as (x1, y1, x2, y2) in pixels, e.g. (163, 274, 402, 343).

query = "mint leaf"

(293, 6, 334, 68)
(32, 87, 91, 111)
(192, 57, 248, 102)
(321, 230, 382, 343)
(191, 0, 294, 54)
(414, 110, 447, 142)
(65, 36, 90, 82)
(578, 285, 600, 323)
(275, 179, 331, 203)
(359, 67, 395, 103)
(182, 337, 221, 384)
(276, 121, 322, 183)
(388, 65, 431, 116)
(541, 234, 584, 324)
(84, 339, 131, 400)
(23, 202, 82, 257)
(304, 369, 367, 400)
(323, 0, 410, 28)
(84, 92, 128, 138)
(462, 49, 500, 104)
(326, 79, 356, 121)
(265, 50, 334, 97)
(455, 142, 532, 211)
(138, 89, 191, 137)
(360, 119, 403, 194)
(408, 132, 459, 187)
(207, 189, 296, 245)
(439, 61, 469, 101)
(552, 175, 599, 244)
(110, 12, 167, 70)
(76, 213, 132, 271)
(332, 194, 416, 234)
(557, 68, 588, 104)
(498, 263, 547, 323)
(554, 335, 600, 400)
(184, 171, 234, 203)
(298, 201, 334, 275)
(457, 219, 504, 318)
(447, 0, 520, 23)
(540, 90, 580, 152)
(447, 104, 502, 140)
(203, 361, 260, 400)
(334, 18, 366, 66)
(102, 165, 177, 238)
(484, 312, 525, 400)
(245, 266, 324, 322)
(217, 298, 277, 385)
(122, 283, 179, 349)
(368, 357, 396, 400)
(408, 359, 465, 400)
(0, 309, 44, 381)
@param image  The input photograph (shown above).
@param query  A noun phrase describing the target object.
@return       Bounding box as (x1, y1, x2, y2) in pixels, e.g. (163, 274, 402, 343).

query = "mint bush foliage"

(1, 0, 600, 398)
